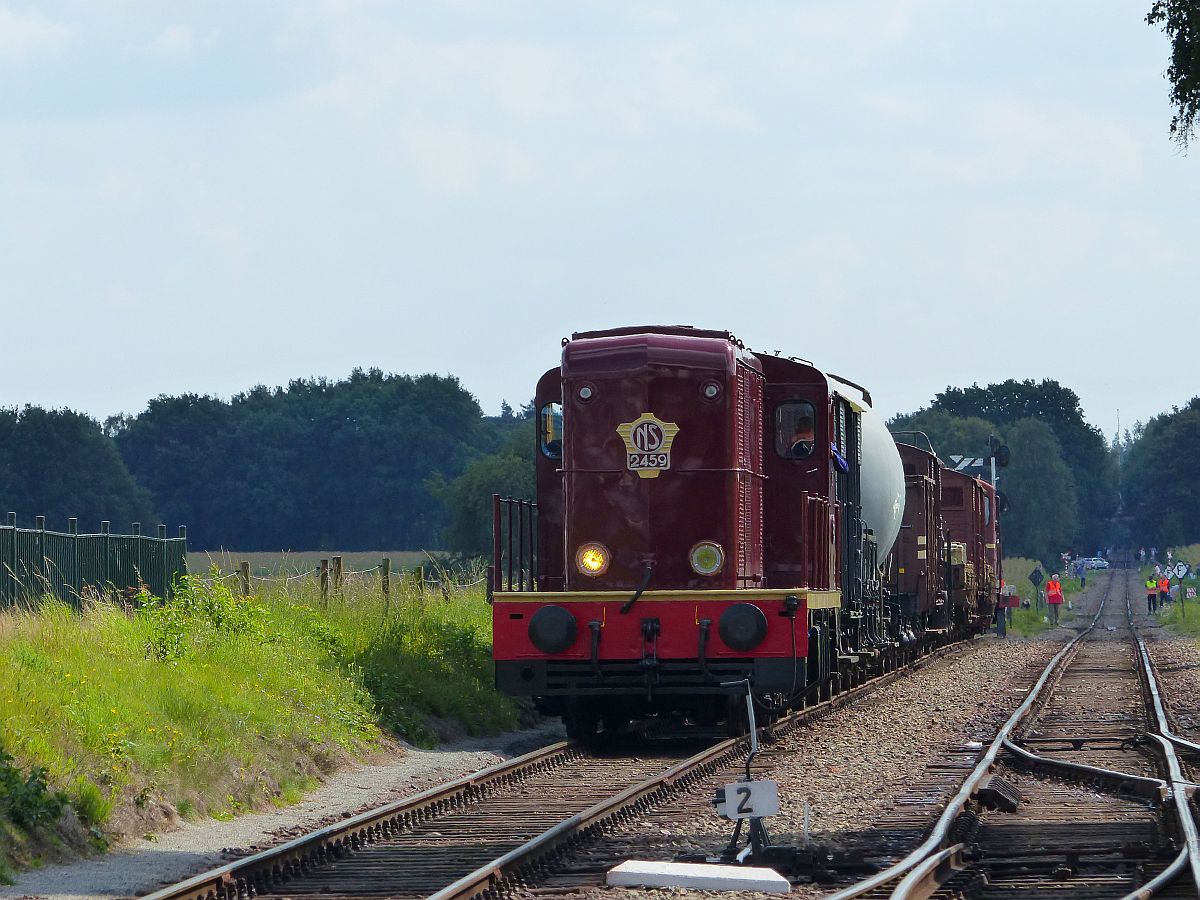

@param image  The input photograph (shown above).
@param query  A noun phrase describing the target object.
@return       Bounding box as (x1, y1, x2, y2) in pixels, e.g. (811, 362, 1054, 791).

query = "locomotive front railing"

(491, 495, 538, 598)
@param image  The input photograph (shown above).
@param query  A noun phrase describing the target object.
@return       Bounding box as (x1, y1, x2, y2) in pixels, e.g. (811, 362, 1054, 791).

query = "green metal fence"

(0, 513, 188, 608)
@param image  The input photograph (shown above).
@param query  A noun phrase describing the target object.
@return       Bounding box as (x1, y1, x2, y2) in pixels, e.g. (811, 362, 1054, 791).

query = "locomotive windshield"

(540, 402, 563, 459)
(775, 401, 816, 459)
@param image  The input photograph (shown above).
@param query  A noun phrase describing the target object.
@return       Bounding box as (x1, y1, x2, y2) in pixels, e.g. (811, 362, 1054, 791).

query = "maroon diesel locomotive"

(490, 326, 999, 738)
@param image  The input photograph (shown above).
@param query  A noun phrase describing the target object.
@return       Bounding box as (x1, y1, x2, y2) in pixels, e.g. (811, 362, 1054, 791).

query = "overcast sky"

(1, 1, 1192, 443)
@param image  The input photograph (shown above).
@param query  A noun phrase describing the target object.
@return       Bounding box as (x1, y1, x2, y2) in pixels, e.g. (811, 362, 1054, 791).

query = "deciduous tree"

(1148, 0, 1200, 149)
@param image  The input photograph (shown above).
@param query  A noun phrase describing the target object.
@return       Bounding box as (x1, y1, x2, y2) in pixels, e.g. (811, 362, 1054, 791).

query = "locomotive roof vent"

(568, 325, 742, 346)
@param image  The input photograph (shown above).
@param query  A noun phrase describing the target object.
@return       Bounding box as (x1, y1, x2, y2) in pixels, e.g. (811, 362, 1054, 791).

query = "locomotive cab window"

(540, 402, 563, 460)
(775, 401, 817, 459)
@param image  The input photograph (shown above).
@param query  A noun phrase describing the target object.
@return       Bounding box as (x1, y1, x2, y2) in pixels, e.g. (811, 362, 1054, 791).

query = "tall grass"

(0, 567, 520, 852)
(1155, 596, 1200, 635)
(256, 572, 522, 744)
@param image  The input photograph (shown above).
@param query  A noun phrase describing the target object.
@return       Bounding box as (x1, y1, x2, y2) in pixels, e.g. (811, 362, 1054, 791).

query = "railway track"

(828, 569, 1200, 899)
(142, 636, 976, 900)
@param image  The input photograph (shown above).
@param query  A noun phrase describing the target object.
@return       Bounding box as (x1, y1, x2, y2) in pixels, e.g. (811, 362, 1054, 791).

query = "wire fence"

(195, 555, 489, 605)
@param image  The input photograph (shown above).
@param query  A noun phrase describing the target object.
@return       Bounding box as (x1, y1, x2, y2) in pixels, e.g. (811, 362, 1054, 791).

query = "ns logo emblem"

(616, 413, 679, 479)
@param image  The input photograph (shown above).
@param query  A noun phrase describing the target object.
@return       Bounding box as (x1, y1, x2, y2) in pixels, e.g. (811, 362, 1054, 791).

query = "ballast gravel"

(1143, 628, 1200, 740)
(579, 630, 1071, 900)
(0, 723, 564, 900)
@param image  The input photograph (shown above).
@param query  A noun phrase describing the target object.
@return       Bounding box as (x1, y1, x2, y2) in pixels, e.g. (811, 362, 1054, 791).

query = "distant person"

(1146, 575, 1159, 613)
(1075, 559, 1086, 589)
(1159, 574, 1171, 610)
(1046, 574, 1064, 625)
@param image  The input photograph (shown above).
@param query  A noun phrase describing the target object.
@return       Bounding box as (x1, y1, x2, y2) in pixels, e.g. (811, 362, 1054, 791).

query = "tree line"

(0, 369, 524, 550)
(3, 371, 1197, 565)
(888, 379, 1120, 569)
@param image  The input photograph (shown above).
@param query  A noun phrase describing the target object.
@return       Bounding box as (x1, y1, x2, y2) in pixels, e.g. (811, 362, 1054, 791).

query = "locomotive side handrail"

(797, 493, 836, 591)
(491, 495, 538, 599)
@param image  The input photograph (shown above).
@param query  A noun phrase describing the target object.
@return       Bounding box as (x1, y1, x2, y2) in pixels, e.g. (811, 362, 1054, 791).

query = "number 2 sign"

(714, 780, 780, 820)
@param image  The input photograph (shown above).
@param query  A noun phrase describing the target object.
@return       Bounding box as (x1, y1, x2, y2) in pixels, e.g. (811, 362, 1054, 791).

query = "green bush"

(138, 571, 273, 662)
(0, 746, 65, 828)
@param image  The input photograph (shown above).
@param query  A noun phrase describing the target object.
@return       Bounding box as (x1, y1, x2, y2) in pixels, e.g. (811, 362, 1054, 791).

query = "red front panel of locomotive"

(559, 332, 763, 592)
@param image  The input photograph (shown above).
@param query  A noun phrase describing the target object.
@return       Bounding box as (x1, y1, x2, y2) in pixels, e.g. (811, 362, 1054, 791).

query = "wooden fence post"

(320, 559, 329, 607)
(332, 556, 343, 596)
(240, 561, 251, 597)
(381, 557, 391, 619)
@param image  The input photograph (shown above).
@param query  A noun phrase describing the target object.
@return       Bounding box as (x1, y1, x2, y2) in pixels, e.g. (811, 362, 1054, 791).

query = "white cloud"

(0, 7, 75, 63)
(150, 24, 194, 57)
(299, 14, 757, 135)
(910, 99, 1144, 186)
(150, 24, 217, 59)
(402, 124, 534, 194)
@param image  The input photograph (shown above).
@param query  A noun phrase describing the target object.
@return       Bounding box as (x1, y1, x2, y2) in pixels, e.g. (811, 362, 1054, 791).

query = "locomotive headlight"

(575, 542, 610, 576)
(719, 603, 768, 652)
(689, 541, 725, 576)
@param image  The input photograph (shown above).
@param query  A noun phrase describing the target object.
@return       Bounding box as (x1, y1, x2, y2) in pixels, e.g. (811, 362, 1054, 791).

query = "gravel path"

(0, 723, 564, 900)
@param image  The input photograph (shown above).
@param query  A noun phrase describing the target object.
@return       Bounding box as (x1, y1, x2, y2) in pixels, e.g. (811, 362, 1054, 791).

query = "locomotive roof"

(563, 327, 759, 375)
(569, 325, 739, 343)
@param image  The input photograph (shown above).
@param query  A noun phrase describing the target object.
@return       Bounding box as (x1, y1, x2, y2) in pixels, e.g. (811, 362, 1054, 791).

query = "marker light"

(576, 542, 610, 576)
(719, 603, 768, 651)
(528, 605, 577, 654)
(689, 541, 725, 576)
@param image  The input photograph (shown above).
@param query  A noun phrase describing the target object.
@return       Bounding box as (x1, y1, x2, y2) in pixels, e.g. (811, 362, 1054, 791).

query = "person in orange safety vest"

(1046, 574, 1064, 625)
(1159, 575, 1171, 610)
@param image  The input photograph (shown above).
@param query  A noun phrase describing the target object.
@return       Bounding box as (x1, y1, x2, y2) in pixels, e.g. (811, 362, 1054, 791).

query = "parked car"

(1082, 557, 1110, 569)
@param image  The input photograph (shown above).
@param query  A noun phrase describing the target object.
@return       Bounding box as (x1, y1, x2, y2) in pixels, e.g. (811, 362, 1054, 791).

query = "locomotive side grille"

(735, 362, 765, 582)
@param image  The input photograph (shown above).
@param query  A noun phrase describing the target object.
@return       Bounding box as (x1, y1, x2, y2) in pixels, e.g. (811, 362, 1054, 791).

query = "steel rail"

(1135, 635, 1200, 896)
(887, 843, 966, 898)
(827, 576, 1112, 900)
(139, 740, 575, 900)
(429, 735, 738, 900)
(143, 632, 978, 900)
(999, 736, 1166, 799)
(831, 570, 1200, 900)
(426, 637, 979, 900)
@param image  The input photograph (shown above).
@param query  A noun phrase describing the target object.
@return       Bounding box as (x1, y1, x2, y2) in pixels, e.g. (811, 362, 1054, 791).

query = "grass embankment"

(1001, 556, 1091, 637)
(0, 571, 519, 875)
(1156, 601, 1200, 635)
